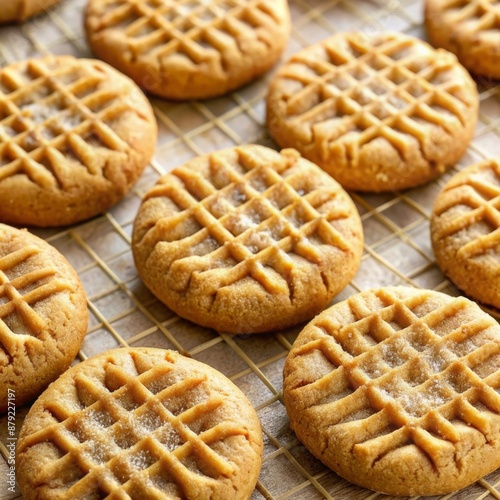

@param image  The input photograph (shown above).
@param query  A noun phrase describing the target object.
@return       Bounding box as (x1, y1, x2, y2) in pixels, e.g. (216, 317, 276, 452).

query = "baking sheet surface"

(2, 0, 500, 498)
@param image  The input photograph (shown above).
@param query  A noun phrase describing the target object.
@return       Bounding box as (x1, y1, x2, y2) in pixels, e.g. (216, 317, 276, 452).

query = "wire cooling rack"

(2, 0, 500, 499)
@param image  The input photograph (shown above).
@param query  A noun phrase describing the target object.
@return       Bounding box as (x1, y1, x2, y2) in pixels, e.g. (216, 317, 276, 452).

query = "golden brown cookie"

(0, 0, 60, 23)
(431, 158, 500, 310)
(0, 223, 87, 412)
(132, 145, 363, 334)
(283, 286, 500, 496)
(266, 31, 479, 192)
(17, 347, 263, 500)
(0, 55, 157, 227)
(85, 0, 291, 100)
(426, 0, 500, 80)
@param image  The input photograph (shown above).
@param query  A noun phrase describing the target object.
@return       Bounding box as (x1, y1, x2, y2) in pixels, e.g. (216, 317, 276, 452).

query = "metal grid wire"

(1, 0, 500, 498)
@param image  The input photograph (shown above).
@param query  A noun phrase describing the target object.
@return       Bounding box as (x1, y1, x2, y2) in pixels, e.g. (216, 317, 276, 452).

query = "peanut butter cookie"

(267, 32, 479, 192)
(17, 347, 263, 499)
(431, 158, 500, 310)
(284, 286, 500, 495)
(0, 55, 157, 227)
(426, 0, 500, 80)
(132, 145, 363, 334)
(85, 0, 291, 100)
(0, 223, 88, 412)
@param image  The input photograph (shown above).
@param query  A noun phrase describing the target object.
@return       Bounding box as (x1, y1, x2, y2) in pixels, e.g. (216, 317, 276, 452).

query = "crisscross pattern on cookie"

(0, 57, 143, 190)
(272, 32, 474, 159)
(90, 0, 283, 69)
(139, 147, 354, 298)
(0, 245, 74, 365)
(286, 288, 500, 469)
(18, 351, 250, 498)
(433, 158, 500, 259)
(436, 0, 500, 32)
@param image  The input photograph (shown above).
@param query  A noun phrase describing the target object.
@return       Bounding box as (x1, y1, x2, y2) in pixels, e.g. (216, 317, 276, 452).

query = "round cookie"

(17, 347, 263, 500)
(132, 145, 363, 334)
(425, 0, 500, 80)
(266, 31, 479, 192)
(85, 0, 291, 100)
(0, 55, 157, 227)
(0, 223, 87, 412)
(0, 0, 60, 23)
(283, 286, 500, 496)
(431, 158, 500, 310)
